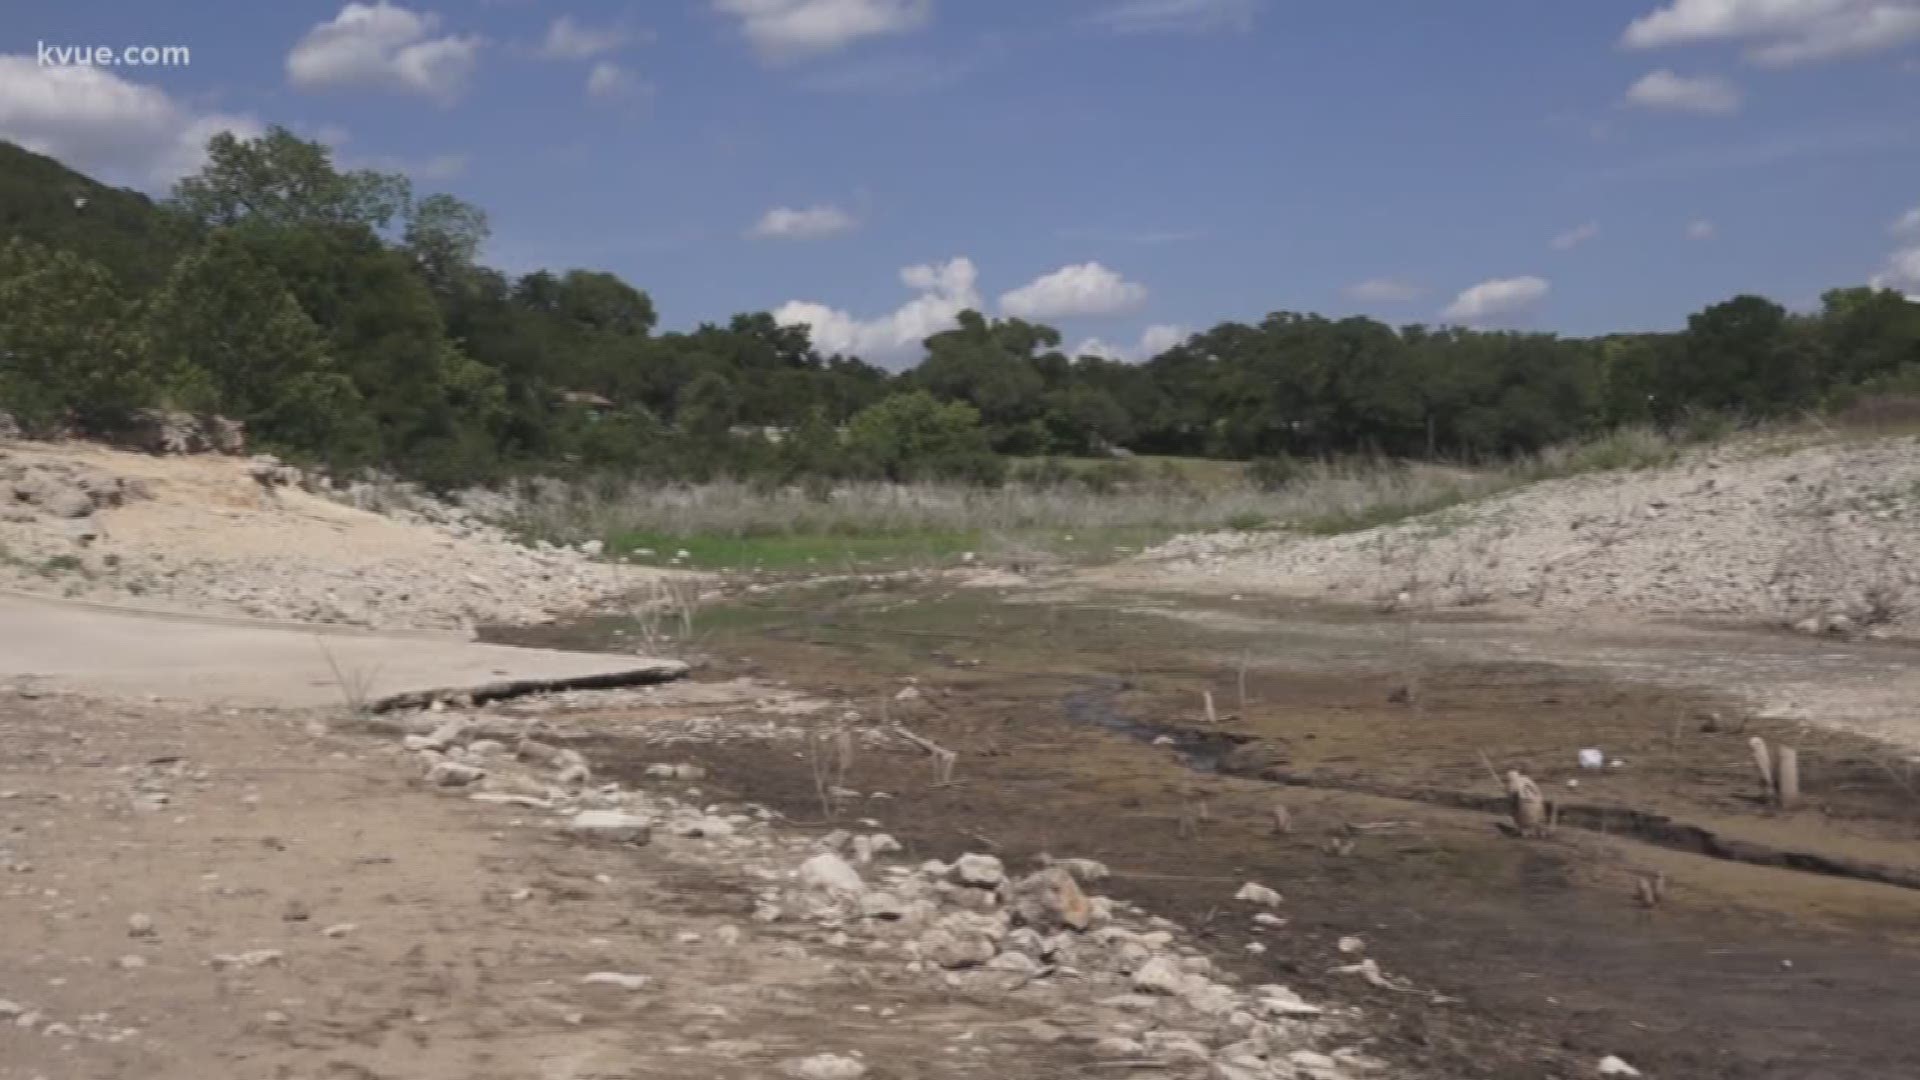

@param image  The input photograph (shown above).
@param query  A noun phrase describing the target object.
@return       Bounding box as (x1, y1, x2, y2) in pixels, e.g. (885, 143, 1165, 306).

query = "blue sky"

(4, 1, 1919, 366)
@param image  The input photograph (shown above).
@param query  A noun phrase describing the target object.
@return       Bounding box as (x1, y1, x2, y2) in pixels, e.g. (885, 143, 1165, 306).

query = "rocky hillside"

(0, 439, 662, 633)
(1133, 433, 1920, 638)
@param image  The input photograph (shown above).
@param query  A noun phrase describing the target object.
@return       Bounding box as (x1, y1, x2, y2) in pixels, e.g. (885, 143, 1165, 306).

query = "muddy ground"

(505, 580, 1920, 1080)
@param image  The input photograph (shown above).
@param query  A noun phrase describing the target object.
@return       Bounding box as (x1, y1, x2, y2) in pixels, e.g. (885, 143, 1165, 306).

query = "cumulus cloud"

(999, 261, 1148, 319)
(1551, 221, 1602, 251)
(1441, 276, 1551, 325)
(1344, 277, 1426, 304)
(750, 204, 859, 240)
(1687, 218, 1717, 240)
(585, 61, 647, 100)
(1625, 69, 1742, 114)
(773, 256, 979, 365)
(1091, 0, 1260, 34)
(713, 0, 933, 60)
(1075, 324, 1193, 362)
(1873, 245, 1920, 296)
(1874, 205, 1920, 296)
(0, 55, 259, 187)
(1623, 0, 1920, 66)
(287, 2, 483, 104)
(539, 15, 639, 59)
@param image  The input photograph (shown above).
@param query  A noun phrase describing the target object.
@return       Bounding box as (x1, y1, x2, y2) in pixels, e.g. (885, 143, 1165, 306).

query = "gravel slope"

(0, 440, 666, 633)
(1130, 434, 1920, 636)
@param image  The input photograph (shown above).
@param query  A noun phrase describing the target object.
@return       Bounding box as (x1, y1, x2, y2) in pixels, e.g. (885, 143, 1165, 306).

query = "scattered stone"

(1040, 855, 1110, 883)
(798, 852, 865, 897)
(1598, 1056, 1643, 1078)
(321, 923, 357, 939)
(951, 853, 1006, 889)
(579, 972, 651, 991)
(126, 913, 155, 938)
(426, 761, 486, 787)
(116, 954, 146, 971)
(211, 949, 284, 970)
(1255, 985, 1324, 1018)
(780, 1053, 867, 1080)
(1008, 868, 1092, 932)
(917, 927, 998, 969)
(282, 898, 311, 922)
(566, 810, 652, 844)
(1131, 956, 1191, 995)
(1233, 882, 1282, 907)
(1337, 935, 1365, 954)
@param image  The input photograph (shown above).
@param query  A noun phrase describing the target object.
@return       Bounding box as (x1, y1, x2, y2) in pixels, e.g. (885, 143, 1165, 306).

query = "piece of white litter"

(1578, 748, 1604, 770)
(1597, 1055, 1642, 1077)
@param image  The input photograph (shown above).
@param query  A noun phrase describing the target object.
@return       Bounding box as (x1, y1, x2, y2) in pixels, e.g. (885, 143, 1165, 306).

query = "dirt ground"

(0, 689, 1142, 1080)
(8, 567, 1919, 1080)
(503, 579, 1920, 1080)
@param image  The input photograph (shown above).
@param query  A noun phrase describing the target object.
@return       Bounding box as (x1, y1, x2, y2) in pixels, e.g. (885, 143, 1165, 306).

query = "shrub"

(1246, 453, 1304, 491)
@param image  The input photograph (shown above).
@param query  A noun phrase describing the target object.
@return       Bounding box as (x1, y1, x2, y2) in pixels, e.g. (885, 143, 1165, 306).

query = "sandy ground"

(1123, 434, 1920, 638)
(1, 441, 668, 633)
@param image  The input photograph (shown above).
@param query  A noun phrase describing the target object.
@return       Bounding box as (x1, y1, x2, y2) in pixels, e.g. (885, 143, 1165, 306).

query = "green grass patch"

(608, 529, 981, 571)
(604, 523, 1181, 572)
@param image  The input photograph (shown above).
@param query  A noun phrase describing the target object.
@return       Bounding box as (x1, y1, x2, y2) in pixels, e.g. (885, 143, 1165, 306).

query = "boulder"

(798, 852, 865, 897)
(426, 761, 486, 787)
(1008, 868, 1093, 932)
(566, 809, 652, 844)
(781, 1054, 867, 1080)
(951, 852, 1006, 888)
(1130, 956, 1191, 995)
(917, 926, 998, 969)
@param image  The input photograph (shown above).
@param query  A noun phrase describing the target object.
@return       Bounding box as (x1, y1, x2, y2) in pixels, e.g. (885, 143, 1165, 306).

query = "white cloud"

(287, 2, 483, 104)
(585, 61, 646, 100)
(773, 256, 979, 365)
(1872, 245, 1920, 296)
(1625, 69, 1742, 114)
(0, 55, 259, 188)
(713, 0, 933, 60)
(1687, 218, 1717, 239)
(1441, 276, 1551, 325)
(1076, 323, 1193, 362)
(1892, 206, 1920, 234)
(751, 204, 858, 240)
(1092, 0, 1260, 33)
(539, 15, 638, 59)
(1551, 221, 1602, 251)
(999, 261, 1148, 319)
(1344, 277, 1426, 304)
(1623, 0, 1920, 66)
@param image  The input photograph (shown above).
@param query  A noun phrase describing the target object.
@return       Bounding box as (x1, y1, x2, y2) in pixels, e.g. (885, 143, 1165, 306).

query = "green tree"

(404, 193, 490, 297)
(140, 232, 368, 456)
(846, 390, 1002, 483)
(172, 127, 410, 233)
(0, 238, 153, 433)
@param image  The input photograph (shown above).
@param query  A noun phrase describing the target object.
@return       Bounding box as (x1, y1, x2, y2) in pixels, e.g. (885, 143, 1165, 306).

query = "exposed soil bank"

(499, 583, 1920, 1080)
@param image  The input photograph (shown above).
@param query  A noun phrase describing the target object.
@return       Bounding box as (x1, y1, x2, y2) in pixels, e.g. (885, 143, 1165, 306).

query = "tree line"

(2, 129, 1917, 490)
